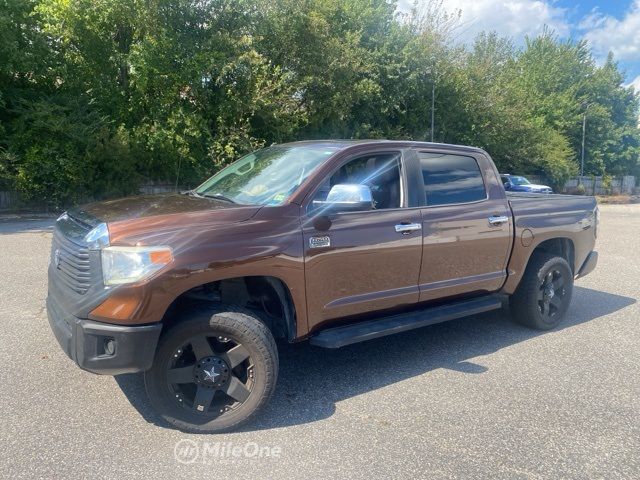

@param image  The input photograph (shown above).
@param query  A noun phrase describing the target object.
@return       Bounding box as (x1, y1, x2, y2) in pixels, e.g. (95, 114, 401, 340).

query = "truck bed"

(506, 191, 597, 218)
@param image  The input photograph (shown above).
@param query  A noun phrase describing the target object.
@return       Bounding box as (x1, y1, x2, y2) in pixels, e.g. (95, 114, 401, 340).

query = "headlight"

(101, 246, 173, 286)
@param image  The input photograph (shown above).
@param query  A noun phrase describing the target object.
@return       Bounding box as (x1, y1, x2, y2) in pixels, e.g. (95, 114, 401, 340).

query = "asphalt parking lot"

(1, 205, 639, 479)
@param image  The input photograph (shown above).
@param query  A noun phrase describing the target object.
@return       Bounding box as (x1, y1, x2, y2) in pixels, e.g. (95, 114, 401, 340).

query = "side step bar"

(310, 295, 503, 348)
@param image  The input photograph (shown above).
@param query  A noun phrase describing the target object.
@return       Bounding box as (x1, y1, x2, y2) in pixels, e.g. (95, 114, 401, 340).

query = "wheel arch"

(503, 236, 576, 295)
(162, 275, 298, 342)
(530, 238, 575, 273)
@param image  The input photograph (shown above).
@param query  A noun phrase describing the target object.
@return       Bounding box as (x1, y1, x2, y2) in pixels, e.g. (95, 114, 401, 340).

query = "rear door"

(302, 149, 423, 330)
(414, 149, 512, 302)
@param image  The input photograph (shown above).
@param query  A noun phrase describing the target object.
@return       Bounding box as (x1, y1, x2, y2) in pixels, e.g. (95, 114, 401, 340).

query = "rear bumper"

(47, 293, 161, 375)
(576, 251, 598, 279)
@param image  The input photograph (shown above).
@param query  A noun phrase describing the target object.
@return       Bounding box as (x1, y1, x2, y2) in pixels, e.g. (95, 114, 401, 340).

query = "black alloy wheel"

(167, 333, 254, 416)
(537, 268, 567, 321)
(510, 253, 574, 330)
(145, 307, 278, 433)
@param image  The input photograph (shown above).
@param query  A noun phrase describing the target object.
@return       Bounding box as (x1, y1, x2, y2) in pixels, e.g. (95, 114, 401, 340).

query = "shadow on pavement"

(115, 286, 635, 432)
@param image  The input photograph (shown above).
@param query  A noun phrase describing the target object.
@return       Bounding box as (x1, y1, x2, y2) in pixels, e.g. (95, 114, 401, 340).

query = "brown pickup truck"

(47, 140, 598, 432)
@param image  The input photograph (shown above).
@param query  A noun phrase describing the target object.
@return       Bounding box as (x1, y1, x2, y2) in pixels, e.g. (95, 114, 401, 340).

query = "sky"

(398, 0, 640, 92)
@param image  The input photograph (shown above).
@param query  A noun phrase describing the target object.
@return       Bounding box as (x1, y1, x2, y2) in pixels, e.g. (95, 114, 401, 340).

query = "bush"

(601, 174, 613, 195)
(534, 129, 578, 191)
(7, 96, 140, 208)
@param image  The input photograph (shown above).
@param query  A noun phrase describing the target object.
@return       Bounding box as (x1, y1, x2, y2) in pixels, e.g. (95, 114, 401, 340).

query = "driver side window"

(311, 152, 402, 211)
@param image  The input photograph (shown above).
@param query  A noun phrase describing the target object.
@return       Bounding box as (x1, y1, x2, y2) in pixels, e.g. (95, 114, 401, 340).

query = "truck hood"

(69, 193, 249, 224)
(68, 193, 263, 244)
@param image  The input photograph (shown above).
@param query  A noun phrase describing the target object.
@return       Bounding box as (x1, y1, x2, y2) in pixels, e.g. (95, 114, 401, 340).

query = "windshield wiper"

(200, 193, 237, 204)
(182, 189, 202, 197)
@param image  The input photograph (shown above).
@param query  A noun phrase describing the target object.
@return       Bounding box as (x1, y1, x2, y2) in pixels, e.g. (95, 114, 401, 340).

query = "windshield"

(509, 176, 530, 185)
(195, 145, 340, 205)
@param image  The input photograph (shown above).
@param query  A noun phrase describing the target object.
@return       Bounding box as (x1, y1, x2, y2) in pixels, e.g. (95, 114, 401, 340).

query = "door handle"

(395, 223, 422, 234)
(488, 215, 509, 226)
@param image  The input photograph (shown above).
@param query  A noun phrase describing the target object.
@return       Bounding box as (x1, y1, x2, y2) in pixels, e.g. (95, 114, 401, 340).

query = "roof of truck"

(278, 139, 487, 155)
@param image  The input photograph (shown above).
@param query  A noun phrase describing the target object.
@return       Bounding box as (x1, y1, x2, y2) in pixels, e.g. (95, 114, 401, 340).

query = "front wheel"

(144, 306, 278, 433)
(510, 253, 574, 330)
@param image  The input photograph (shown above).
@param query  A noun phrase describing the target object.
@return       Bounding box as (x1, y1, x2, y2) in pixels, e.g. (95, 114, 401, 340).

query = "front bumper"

(576, 250, 598, 279)
(47, 293, 162, 375)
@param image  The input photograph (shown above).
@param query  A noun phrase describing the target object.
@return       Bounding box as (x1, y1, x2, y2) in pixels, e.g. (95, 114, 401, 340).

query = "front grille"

(51, 229, 92, 295)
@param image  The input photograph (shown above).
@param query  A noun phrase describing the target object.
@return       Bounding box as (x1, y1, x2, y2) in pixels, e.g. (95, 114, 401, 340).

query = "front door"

(302, 150, 423, 330)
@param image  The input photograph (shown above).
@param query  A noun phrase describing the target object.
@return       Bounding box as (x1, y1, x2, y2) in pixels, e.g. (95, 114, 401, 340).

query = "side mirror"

(312, 184, 374, 213)
(504, 182, 512, 190)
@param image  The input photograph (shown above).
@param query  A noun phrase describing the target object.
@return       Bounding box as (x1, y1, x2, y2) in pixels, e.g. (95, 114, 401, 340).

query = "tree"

(0, 0, 638, 206)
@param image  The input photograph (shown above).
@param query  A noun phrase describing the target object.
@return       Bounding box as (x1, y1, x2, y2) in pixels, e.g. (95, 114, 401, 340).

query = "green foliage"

(7, 96, 140, 207)
(0, 0, 638, 207)
(601, 173, 613, 195)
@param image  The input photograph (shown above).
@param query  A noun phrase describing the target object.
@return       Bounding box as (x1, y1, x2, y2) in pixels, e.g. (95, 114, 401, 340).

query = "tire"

(144, 305, 278, 433)
(510, 253, 573, 330)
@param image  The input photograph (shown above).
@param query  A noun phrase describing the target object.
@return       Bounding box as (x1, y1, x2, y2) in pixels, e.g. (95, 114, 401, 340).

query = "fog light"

(104, 338, 116, 356)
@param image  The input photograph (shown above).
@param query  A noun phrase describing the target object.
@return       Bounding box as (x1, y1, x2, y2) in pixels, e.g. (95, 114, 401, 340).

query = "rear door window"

(418, 152, 486, 206)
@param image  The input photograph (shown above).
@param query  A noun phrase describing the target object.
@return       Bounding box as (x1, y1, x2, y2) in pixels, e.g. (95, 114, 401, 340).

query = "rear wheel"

(144, 306, 278, 433)
(510, 253, 573, 330)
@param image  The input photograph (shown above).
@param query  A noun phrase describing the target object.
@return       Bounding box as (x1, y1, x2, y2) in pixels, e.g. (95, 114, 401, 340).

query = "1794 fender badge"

(309, 236, 330, 248)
